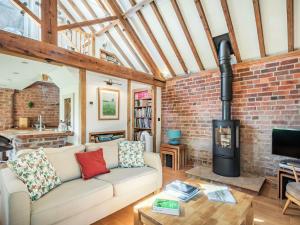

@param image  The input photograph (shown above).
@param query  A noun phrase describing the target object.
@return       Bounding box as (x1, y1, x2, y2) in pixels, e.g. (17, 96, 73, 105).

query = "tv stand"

(279, 159, 300, 172)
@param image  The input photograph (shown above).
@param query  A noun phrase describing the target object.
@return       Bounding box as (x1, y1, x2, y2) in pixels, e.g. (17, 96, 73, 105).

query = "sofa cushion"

(75, 149, 110, 180)
(7, 149, 61, 201)
(85, 138, 125, 169)
(44, 145, 85, 182)
(31, 179, 113, 225)
(95, 167, 158, 196)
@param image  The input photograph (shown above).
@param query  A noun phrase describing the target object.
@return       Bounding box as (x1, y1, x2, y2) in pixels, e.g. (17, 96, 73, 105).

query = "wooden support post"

(152, 85, 157, 152)
(287, 0, 294, 52)
(41, 0, 58, 45)
(127, 80, 132, 140)
(79, 69, 87, 144)
(91, 34, 96, 57)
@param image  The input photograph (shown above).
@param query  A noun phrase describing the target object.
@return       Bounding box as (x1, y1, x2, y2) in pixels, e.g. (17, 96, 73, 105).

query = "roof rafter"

(287, 0, 294, 52)
(107, 0, 164, 80)
(129, 0, 176, 77)
(150, 2, 188, 74)
(115, 25, 149, 73)
(252, 0, 266, 57)
(57, 16, 118, 31)
(194, 0, 218, 65)
(220, 0, 242, 62)
(66, 0, 95, 33)
(106, 31, 136, 69)
(10, 0, 41, 24)
(123, 0, 154, 18)
(171, 0, 204, 71)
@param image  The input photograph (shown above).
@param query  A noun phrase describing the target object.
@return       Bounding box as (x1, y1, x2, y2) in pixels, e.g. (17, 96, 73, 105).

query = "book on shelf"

(202, 184, 236, 204)
(135, 99, 152, 107)
(134, 107, 152, 118)
(134, 118, 151, 129)
(164, 180, 200, 202)
(152, 198, 180, 216)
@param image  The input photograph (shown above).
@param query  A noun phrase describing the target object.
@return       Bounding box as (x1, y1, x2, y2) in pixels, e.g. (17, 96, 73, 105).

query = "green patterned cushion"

(7, 149, 61, 201)
(118, 141, 145, 168)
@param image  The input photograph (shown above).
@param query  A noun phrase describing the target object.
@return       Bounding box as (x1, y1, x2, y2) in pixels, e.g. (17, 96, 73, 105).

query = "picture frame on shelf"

(98, 88, 120, 120)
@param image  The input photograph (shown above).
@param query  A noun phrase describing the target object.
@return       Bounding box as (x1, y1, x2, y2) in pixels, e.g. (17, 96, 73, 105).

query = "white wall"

(86, 72, 162, 150)
(49, 66, 80, 144)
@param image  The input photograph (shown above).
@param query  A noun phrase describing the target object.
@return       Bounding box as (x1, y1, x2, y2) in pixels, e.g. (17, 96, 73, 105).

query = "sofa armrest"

(143, 152, 162, 189)
(0, 168, 31, 225)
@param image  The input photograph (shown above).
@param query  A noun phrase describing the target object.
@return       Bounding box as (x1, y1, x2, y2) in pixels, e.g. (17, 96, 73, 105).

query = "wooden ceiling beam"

(107, 0, 164, 80)
(220, 0, 242, 62)
(129, 0, 176, 77)
(66, 0, 95, 33)
(150, 2, 188, 74)
(0, 30, 164, 87)
(194, 0, 218, 65)
(115, 25, 149, 73)
(106, 31, 136, 69)
(287, 0, 294, 52)
(95, 20, 119, 36)
(252, 0, 266, 57)
(171, 0, 204, 70)
(123, 0, 154, 18)
(41, 0, 57, 45)
(58, 1, 84, 32)
(10, 0, 41, 24)
(58, 16, 118, 31)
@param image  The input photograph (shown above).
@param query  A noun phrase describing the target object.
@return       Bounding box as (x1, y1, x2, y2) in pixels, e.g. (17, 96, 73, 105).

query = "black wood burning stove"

(212, 39, 240, 177)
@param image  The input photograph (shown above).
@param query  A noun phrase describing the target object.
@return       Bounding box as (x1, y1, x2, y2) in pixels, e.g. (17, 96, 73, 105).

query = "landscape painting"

(98, 88, 119, 120)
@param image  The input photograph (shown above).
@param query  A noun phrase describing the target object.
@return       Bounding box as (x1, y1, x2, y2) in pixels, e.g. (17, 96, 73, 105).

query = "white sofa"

(0, 140, 162, 225)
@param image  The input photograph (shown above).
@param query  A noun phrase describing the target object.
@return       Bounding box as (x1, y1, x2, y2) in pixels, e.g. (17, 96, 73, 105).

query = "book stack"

(152, 198, 180, 216)
(165, 180, 200, 202)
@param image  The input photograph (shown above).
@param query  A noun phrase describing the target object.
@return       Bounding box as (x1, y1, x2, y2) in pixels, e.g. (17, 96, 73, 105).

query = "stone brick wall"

(13, 82, 60, 128)
(162, 55, 300, 176)
(0, 89, 15, 130)
(0, 82, 59, 130)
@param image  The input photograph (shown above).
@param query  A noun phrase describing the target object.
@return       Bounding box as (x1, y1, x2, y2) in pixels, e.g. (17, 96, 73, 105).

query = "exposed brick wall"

(0, 89, 15, 130)
(14, 82, 60, 127)
(162, 55, 300, 176)
(0, 82, 59, 130)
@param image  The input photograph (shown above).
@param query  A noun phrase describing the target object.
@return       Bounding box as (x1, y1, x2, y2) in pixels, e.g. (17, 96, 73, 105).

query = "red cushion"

(75, 149, 110, 180)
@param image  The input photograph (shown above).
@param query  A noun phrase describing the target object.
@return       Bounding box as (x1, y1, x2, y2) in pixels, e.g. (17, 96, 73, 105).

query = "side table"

(160, 144, 186, 170)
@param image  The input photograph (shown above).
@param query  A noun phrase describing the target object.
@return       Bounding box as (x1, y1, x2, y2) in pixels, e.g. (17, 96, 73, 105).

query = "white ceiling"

(0, 53, 61, 90)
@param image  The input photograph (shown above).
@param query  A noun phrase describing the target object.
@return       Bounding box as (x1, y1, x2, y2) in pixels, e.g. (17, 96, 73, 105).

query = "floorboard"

(93, 166, 300, 225)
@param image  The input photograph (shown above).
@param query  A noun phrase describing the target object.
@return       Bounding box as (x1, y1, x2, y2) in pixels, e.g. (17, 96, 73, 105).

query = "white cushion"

(31, 179, 113, 225)
(95, 167, 158, 196)
(85, 138, 125, 169)
(44, 145, 85, 182)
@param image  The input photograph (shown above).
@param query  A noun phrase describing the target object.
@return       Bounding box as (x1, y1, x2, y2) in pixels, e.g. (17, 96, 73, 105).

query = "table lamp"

(167, 130, 181, 145)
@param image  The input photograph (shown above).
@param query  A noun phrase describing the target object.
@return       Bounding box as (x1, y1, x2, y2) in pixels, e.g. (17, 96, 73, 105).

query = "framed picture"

(98, 88, 120, 120)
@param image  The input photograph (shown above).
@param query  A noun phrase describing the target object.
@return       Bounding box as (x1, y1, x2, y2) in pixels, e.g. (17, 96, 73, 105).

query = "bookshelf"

(132, 88, 155, 143)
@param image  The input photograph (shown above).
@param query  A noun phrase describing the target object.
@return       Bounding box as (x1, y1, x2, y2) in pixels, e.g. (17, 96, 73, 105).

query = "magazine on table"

(152, 198, 180, 216)
(202, 184, 236, 204)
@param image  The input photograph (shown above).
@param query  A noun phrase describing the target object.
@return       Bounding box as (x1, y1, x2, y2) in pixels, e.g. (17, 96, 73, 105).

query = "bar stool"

(0, 135, 14, 163)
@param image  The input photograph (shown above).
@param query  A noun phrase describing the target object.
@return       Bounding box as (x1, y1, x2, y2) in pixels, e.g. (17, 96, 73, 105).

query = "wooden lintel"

(129, 0, 176, 77)
(41, 0, 57, 45)
(58, 16, 118, 31)
(0, 30, 165, 87)
(252, 0, 266, 57)
(171, 0, 204, 70)
(195, 0, 218, 65)
(220, 0, 242, 62)
(107, 0, 164, 81)
(123, 0, 154, 18)
(10, 0, 41, 24)
(287, 0, 294, 52)
(150, 1, 188, 74)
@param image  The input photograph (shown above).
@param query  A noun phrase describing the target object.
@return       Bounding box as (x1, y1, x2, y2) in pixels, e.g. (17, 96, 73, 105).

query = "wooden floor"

(93, 167, 300, 225)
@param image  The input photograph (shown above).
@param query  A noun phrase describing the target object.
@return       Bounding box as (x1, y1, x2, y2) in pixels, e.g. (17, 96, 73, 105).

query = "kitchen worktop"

(0, 129, 74, 139)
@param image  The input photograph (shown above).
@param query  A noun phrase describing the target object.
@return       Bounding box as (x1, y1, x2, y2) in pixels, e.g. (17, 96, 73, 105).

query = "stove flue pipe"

(218, 40, 233, 121)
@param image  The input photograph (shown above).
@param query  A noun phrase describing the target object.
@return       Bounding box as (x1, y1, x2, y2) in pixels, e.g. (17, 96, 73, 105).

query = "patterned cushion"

(118, 141, 145, 168)
(7, 148, 61, 201)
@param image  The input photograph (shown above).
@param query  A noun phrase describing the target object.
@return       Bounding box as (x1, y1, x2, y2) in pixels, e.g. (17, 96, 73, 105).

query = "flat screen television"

(272, 128, 300, 158)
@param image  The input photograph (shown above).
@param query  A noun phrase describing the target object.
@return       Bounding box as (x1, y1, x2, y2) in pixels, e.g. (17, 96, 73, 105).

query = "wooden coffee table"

(134, 178, 253, 225)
